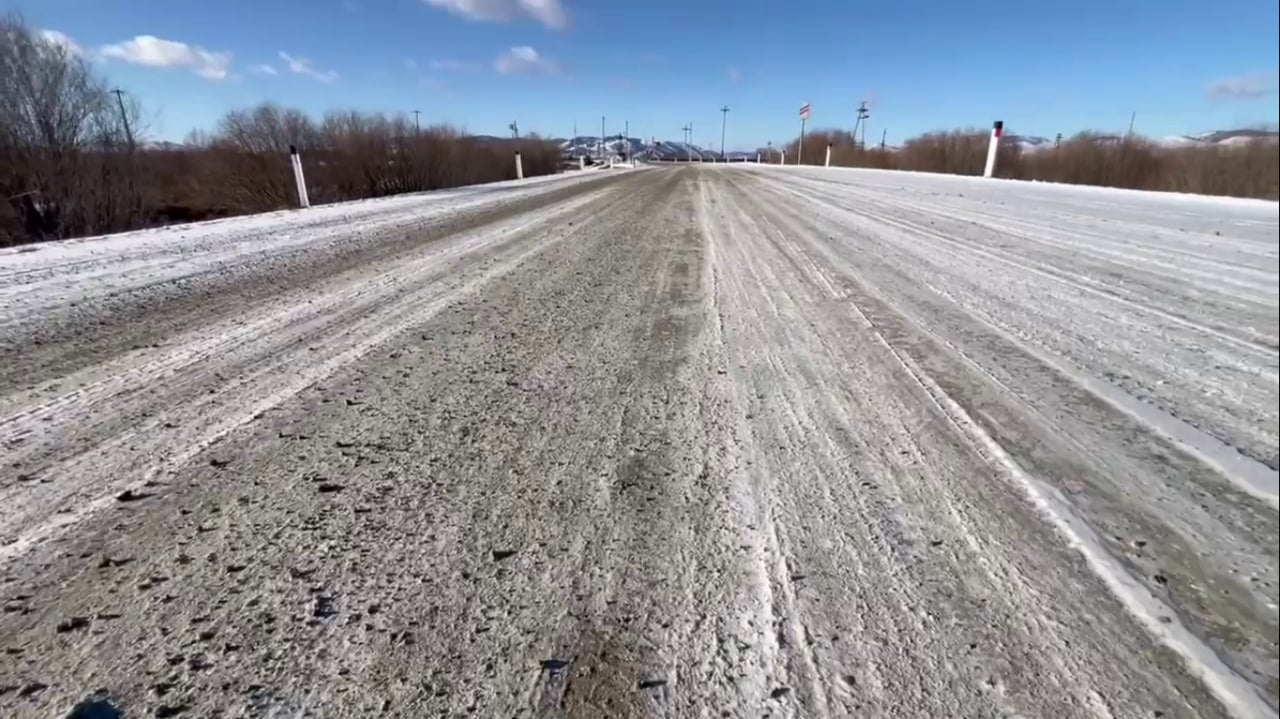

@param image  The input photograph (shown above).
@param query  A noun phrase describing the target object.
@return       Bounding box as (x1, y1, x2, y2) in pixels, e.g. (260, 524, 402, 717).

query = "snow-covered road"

(1, 165, 1276, 718)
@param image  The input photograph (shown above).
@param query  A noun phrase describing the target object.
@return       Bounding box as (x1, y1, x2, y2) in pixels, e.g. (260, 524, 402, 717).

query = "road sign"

(799, 102, 810, 120)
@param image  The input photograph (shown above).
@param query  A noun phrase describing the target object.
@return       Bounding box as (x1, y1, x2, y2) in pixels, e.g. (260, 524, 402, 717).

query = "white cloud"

(38, 29, 82, 57)
(251, 63, 278, 75)
(1206, 71, 1279, 101)
(99, 35, 232, 80)
(728, 66, 741, 83)
(494, 46, 559, 75)
(423, 0, 567, 29)
(278, 51, 339, 82)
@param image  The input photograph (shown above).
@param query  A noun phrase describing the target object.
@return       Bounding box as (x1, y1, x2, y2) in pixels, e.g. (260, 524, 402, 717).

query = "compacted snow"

(1, 165, 1275, 718)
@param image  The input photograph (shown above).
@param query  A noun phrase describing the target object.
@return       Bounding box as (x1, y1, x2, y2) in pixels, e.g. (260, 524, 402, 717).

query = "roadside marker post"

(515, 151, 524, 180)
(579, 156, 585, 171)
(983, 121, 1003, 178)
(756, 152, 761, 163)
(289, 145, 310, 208)
(780, 149, 786, 165)
(825, 143, 832, 167)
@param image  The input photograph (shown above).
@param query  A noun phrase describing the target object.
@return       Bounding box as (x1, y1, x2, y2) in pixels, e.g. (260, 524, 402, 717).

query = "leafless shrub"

(1018, 134, 1278, 199)
(791, 124, 1277, 200)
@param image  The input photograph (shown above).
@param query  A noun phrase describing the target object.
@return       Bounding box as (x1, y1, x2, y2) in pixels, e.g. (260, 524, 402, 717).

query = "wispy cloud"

(99, 35, 232, 80)
(38, 29, 82, 57)
(494, 46, 559, 75)
(278, 51, 339, 82)
(728, 66, 741, 83)
(428, 59, 480, 72)
(251, 63, 278, 76)
(422, 0, 567, 29)
(1206, 71, 1279, 101)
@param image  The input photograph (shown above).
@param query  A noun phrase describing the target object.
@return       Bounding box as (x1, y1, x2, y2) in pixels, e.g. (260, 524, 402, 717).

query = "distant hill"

(559, 135, 756, 161)
(1009, 129, 1278, 152)
(1165, 129, 1279, 147)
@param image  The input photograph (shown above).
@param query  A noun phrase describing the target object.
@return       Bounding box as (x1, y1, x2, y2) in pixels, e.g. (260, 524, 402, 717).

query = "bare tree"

(1, 13, 141, 243)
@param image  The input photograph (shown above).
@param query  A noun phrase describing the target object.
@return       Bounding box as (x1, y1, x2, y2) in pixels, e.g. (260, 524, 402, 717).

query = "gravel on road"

(1, 165, 1276, 718)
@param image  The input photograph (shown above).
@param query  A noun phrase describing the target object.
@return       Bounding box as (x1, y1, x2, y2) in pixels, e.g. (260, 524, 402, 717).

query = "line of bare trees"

(783, 128, 1279, 200)
(1, 15, 560, 247)
(173, 106, 560, 221)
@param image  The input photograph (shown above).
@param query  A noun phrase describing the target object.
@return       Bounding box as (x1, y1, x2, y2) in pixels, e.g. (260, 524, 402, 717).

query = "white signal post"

(824, 143, 832, 168)
(515, 151, 524, 180)
(983, 120, 1003, 178)
(289, 145, 310, 208)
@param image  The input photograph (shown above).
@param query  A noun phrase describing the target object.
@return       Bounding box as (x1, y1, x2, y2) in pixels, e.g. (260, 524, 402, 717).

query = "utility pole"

(681, 124, 692, 161)
(413, 109, 421, 134)
(1120, 111, 1137, 177)
(624, 120, 629, 161)
(1055, 132, 1063, 149)
(111, 87, 140, 219)
(601, 116, 606, 158)
(719, 105, 729, 161)
(111, 88, 135, 153)
(880, 128, 886, 150)
(798, 115, 806, 165)
(853, 100, 870, 151)
(509, 120, 519, 139)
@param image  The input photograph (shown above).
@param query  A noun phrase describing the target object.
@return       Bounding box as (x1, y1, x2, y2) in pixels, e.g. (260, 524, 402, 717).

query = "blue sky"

(6, 0, 1278, 147)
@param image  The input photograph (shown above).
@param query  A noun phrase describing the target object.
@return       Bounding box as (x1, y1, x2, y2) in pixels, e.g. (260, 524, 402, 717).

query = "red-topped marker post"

(983, 121, 1003, 178)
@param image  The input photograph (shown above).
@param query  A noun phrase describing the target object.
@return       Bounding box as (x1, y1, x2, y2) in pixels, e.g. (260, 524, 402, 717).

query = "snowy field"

(1, 165, 1275, 718)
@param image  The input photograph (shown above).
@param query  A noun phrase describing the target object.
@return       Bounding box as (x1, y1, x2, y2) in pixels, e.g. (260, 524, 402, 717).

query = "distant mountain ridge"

(1009, 128, 1278, 152)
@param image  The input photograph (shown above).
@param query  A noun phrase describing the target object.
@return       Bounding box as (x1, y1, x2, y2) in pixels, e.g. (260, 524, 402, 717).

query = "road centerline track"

(1, 165, 1276, 718)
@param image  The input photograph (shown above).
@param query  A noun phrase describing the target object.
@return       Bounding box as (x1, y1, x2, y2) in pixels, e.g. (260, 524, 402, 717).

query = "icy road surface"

(1, 165, 1276, 718)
